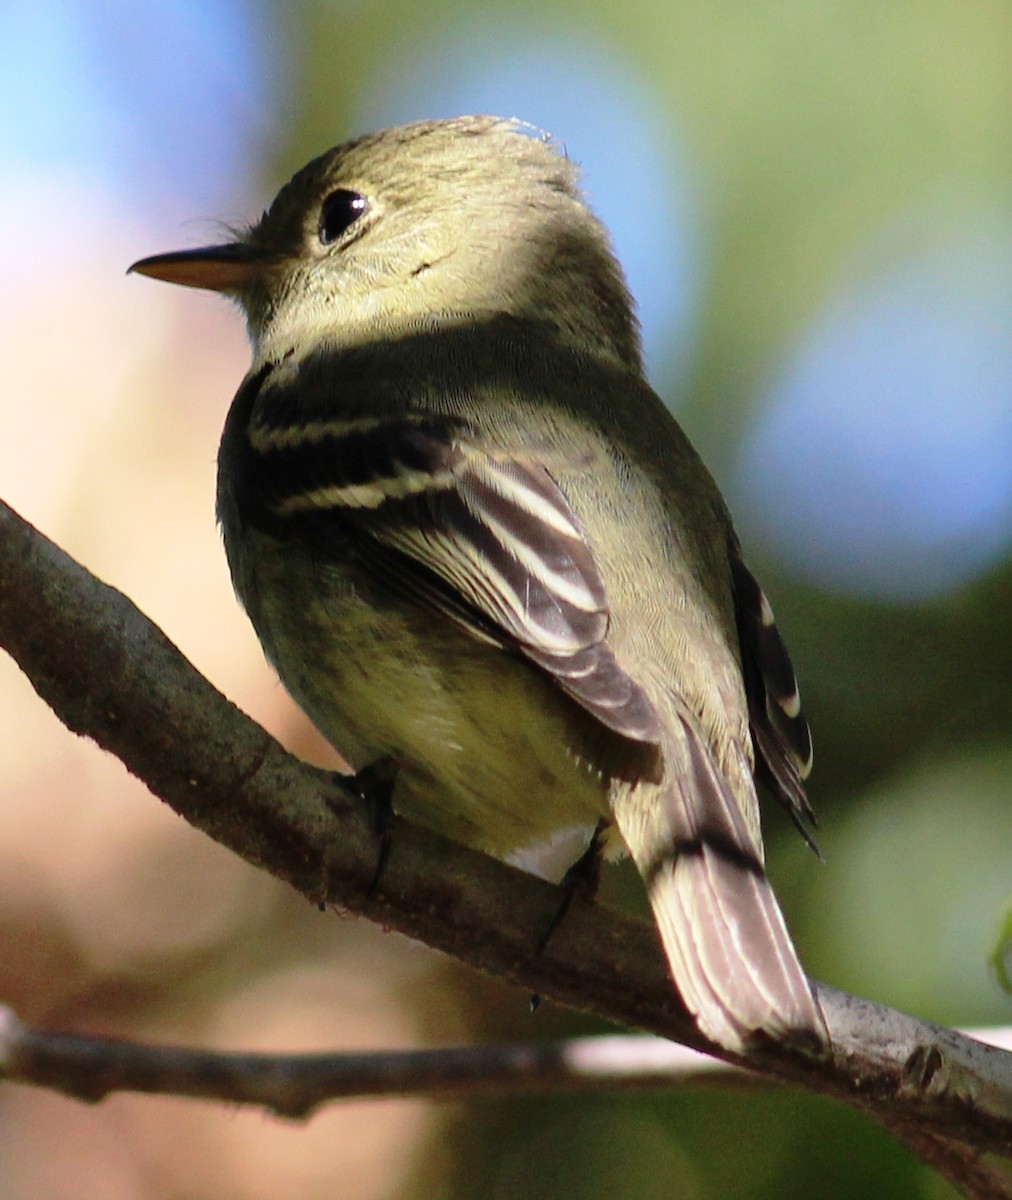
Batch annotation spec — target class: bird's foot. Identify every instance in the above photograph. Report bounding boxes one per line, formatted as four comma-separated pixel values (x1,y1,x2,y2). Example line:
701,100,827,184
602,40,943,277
344,755,399,896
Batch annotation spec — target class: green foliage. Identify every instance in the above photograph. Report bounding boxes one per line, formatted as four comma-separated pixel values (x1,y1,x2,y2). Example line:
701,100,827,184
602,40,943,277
991,900,1012,996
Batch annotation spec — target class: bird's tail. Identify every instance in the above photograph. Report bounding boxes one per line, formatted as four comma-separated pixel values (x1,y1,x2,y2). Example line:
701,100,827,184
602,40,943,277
611,713,827,1055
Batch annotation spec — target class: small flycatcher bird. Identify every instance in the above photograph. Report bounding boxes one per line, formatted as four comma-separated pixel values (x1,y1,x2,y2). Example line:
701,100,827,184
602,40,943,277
130,116,827,1054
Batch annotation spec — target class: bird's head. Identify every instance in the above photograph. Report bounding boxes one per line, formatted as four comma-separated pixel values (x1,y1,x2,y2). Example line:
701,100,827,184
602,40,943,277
129,116,640,370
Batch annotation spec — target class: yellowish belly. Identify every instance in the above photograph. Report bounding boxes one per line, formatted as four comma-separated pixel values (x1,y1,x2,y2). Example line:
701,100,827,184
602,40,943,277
242,537,611,880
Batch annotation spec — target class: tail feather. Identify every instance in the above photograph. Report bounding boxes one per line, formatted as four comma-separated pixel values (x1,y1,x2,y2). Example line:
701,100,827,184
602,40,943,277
613,714,827,1054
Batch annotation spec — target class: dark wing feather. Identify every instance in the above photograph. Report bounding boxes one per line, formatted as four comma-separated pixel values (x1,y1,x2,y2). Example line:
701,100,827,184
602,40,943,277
730,555,819,850
251,413,661,745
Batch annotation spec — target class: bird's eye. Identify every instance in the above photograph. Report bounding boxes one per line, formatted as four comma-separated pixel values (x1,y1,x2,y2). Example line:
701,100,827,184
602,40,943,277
318,189,369,245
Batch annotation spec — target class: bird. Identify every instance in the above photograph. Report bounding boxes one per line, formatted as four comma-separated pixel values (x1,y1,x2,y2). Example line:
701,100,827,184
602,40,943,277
130,115,827,1055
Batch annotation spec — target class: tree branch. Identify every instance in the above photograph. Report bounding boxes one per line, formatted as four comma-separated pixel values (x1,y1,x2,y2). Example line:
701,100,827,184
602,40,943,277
1,497,1011,1181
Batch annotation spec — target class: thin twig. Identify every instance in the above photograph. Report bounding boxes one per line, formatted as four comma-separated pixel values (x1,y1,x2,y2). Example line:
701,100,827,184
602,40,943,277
0,1009,745,1117
3,1008,1009,1118
883,1123,1011,1200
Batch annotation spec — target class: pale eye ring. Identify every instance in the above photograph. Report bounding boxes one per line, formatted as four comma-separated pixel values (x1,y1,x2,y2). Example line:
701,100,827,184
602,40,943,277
318,189,369,245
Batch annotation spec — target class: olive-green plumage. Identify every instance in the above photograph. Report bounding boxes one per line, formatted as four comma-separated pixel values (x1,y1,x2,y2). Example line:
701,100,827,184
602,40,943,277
131,116,826,1053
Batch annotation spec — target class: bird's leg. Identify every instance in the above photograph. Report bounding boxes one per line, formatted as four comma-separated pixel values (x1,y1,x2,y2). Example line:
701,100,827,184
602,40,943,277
333,755,399,896
529,819,610,1010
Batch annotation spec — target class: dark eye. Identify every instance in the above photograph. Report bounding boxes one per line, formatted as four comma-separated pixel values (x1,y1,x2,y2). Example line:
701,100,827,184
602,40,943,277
318,189,368,245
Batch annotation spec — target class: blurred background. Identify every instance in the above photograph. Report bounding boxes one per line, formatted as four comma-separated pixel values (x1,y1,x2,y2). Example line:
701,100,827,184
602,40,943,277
1,1,1010,1196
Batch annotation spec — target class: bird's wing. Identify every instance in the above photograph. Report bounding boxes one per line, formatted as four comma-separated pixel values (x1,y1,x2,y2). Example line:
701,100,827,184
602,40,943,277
250,409,661,746
730,555,818,847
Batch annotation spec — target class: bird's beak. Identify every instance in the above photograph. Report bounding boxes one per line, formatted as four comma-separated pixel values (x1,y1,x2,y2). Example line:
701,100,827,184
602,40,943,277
127,242,260,293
